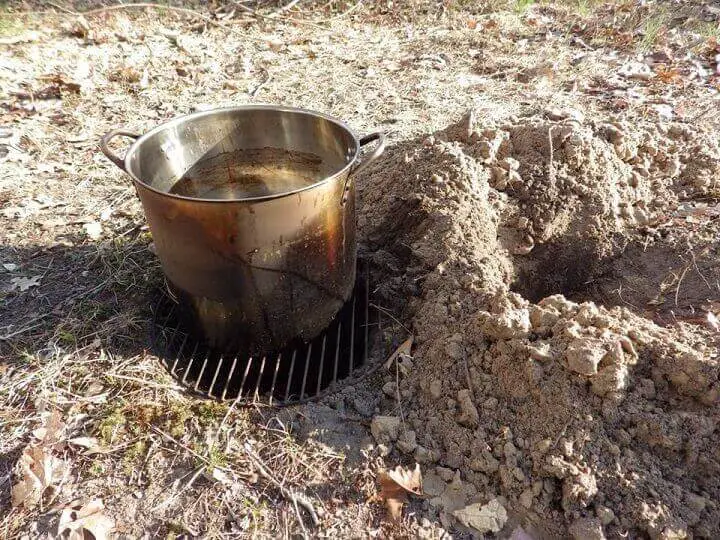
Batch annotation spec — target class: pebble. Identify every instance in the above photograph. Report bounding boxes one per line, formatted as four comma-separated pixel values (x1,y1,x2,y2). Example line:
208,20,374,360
591,364,629,396
456,389,480,428
513,467,526,482
429,379,443,399
565,338,606,375
569,517,606,540
445,340,464,359
637,378,656,399
545,107,585,123
436,466,455,482
382,381,396,397
397,429,417,454
687,493,707,513
415,445,439,464
508,170,523,187
500,157,520,171
453,498,508,534
377,443,391,456
596,504,615,526
519,488,534,509
535,439,552,453
483,397,499,409
370,415,400,444
352,397,375,417
504,441,518,459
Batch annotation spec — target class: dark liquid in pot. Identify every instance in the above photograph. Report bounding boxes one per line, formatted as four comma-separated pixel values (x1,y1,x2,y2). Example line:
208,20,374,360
169,147,330,199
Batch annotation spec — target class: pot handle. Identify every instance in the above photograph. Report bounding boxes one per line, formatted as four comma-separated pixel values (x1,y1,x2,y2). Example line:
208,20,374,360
341,132,386,205
100,129,140,172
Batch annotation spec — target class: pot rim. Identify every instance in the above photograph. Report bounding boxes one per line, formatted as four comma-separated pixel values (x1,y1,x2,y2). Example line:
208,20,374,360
123,104,362,204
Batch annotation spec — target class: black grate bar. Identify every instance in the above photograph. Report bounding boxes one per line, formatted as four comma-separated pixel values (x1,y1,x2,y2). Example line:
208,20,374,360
170,333,189,375
254,356,267,402
284,350,297,402
349,295,356,372
364,269,369,363
269,353,282,405
316,335,327,398
181,342,200,385
194,351,211,392
300,343,312,400
238,356,254,399
158,308,176,369
332,321,341,390
221,356,239,401
207,354,225,399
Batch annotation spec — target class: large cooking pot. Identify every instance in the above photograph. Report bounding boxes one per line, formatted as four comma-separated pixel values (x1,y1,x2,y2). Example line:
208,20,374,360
101,105,385,354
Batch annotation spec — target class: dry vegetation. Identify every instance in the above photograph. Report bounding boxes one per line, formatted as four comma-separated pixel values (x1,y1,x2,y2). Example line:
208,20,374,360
1,0,720,538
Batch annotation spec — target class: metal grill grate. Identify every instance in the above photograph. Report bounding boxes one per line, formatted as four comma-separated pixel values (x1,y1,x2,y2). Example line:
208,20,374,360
150,264,381,405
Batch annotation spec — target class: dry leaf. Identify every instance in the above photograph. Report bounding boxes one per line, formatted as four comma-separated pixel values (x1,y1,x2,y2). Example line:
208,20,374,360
139,68,150,89
211,467,231,484
0,31,41,45
11,445,68,508
68,437,102,453
10,275,41,292
33,410,66,447
383,336,414,371
654,65,682,84
83,221,102,240
376,463,422,520
58,499,115,540
34,74,82,98
67,15,91,39
707,312,719,332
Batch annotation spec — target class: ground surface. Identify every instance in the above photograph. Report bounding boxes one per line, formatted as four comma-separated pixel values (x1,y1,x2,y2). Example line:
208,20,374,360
1,1,720,539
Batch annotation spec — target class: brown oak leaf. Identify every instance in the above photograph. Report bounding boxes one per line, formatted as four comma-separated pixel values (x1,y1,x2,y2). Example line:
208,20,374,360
375,463,422,520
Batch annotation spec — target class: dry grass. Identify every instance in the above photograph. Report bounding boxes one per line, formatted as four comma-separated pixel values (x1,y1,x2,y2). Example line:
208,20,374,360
1,1,719,537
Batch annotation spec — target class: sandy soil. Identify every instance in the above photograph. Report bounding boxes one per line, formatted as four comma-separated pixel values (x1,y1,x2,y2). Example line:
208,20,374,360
1,1,719,538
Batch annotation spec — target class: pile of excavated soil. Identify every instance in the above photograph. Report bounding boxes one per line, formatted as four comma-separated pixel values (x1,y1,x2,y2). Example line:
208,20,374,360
357,112,720,538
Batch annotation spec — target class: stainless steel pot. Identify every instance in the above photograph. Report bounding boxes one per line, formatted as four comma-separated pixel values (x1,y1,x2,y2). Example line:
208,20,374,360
101,105,385,354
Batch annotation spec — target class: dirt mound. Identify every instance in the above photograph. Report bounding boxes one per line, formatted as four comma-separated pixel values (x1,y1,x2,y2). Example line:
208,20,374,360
357,112,720,538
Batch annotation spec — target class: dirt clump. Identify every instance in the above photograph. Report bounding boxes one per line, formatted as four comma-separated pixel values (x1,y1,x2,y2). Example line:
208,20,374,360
357,112,720,538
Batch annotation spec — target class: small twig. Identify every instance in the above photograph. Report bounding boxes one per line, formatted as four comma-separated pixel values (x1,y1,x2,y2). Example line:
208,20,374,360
245,444,319,527
273,0,302,14
150,465,204,511
54,2,267,41
369,303,411,333
571,36,594,51
674,264,691,307
103,373,185,391
0,315,49,341
394,357,404,425
152,426,222,469
138,438,158,485
250,69,272,98
688,248,713,292
233,1,326,29
46,1,76,14
326,0,363,20
291,497,309,538
691,102,717,123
